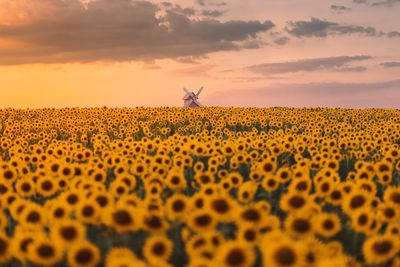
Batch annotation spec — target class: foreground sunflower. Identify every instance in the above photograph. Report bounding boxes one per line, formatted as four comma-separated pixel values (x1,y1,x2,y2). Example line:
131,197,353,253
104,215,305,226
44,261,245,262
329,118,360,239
262,238,303,267
67,241,100,267
103,206,139,233
0,232,11,264
50,219,86,249
215,241,255,267
27,237,63,266
363,234,400,265
143,235,173,263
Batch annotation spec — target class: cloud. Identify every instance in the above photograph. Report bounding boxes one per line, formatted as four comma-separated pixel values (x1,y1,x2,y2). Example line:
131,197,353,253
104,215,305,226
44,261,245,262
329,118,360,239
285,17,378,38
330,5,352,13
380,62,400,67
353,0,400,7
196,0,207,6
201,9,227,17
371,0,400,6
273,36,290,45
204,79,400,108
0,0,274,65
245,55,371,74
333,66,367,72
387,31,400,38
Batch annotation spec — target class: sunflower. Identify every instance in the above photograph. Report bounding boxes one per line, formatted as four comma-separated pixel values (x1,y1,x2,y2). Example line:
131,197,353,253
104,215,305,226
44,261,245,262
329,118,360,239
284,213,315,239
166,194,189,222
67,241,100,267
143,235,173,263
279,192,309,213
315,212,341,238
36,176,57,197
10,228,46,264
262,175,280,192
47,200,71,224
15,178,36,198
325,187,344,206
195,172,215,187
383,186,400,207
187,210,216,233
0,168,17,184
27,237,63,266
341,188,372,216
297,237,325,267
50,219,86,249
315,178,334,198
288,177,311,194
188,193,206,211
363,234,400,265
238,223,259,245
260,159,277,176
236,205,264,225
351,207,374,234
75,199,100,225
215,241,255,267
103,206,139,233
0,232,10,264
61,190,83,210
262,238,302,267
238,181,257,203
207,194,236,222
227,172,244,188
19,203,46,227
377,203,399,223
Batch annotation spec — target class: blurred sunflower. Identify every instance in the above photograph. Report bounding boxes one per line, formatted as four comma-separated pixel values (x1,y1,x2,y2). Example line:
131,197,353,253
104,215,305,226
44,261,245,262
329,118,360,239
67,241,100,267
363,234,400,265
215,241,255,267
27,237,63,266
143,235,173,263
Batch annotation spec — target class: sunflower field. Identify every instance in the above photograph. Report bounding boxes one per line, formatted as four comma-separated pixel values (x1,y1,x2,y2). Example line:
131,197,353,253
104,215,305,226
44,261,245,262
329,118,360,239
0,107,400,267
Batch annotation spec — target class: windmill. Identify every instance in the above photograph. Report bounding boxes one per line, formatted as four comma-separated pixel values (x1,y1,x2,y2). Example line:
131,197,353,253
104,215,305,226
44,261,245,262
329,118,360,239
182,86,204,108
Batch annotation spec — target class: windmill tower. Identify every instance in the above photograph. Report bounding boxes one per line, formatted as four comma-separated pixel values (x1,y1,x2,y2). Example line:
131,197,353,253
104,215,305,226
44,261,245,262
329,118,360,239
182,86,204,108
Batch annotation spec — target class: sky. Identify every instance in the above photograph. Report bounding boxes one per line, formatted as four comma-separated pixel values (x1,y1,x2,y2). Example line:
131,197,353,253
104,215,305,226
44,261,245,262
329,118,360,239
0,0,399,108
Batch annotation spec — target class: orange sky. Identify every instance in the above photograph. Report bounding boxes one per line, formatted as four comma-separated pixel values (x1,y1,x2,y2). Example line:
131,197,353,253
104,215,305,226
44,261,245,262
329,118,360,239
0,0,399,108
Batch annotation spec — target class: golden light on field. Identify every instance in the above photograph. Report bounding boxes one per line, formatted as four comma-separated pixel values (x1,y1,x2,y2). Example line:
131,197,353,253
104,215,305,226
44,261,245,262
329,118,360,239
0,107,399,266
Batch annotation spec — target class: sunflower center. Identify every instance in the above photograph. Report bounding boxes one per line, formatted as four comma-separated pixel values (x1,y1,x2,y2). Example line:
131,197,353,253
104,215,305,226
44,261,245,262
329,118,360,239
152,242,166,256
75,248,94,264
225,248,245,266
27,211,40,223
293,219,310,233
373,241,393,254
113,210,133,225
96,196,108,207
242,209,260,222
82,206,94,217
172,200,185,212
350,195,365,209
322,219,334,230
37,244,55,258
289,196,305,208
274,247,296,266
61,226,78,240
42,181,53,191
212,199,229,213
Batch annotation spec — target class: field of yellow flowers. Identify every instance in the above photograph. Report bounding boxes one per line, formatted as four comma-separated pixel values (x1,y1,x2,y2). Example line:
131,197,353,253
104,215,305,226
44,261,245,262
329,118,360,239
0,107,399,267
